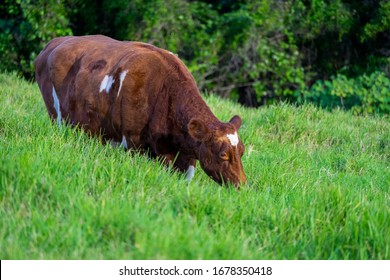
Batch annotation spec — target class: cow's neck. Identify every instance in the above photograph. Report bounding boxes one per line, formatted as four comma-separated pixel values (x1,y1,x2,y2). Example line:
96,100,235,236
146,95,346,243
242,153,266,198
173,85,220,158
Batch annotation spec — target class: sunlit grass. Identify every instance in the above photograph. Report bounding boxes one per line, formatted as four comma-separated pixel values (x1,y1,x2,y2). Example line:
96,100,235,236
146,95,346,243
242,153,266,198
0,72,389,259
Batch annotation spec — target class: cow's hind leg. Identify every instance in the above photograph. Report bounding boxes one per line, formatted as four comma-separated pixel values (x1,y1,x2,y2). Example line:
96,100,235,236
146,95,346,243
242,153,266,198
51,85,62,126
39,80,62,126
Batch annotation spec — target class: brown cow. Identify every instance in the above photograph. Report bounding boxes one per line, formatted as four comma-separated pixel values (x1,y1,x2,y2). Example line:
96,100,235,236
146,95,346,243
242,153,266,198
34,35,246,186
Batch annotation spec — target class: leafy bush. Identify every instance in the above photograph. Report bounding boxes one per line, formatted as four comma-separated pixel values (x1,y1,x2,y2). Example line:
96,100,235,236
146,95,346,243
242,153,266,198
288,0,390,78
206,1,306,107
299,71,390,115
1,0,389,114
66,0,221,91
0,0,72,79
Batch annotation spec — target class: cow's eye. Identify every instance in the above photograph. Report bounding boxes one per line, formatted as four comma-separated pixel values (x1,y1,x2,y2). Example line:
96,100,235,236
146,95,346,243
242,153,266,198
219,152,229,161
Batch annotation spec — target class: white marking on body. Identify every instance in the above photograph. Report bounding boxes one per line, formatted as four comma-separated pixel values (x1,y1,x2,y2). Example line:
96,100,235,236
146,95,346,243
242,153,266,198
52,86,62,126
99,75,115,93
121,135,128,149
226,132,239,147
186,165,195,181
99,75,108,92
117,70,128,97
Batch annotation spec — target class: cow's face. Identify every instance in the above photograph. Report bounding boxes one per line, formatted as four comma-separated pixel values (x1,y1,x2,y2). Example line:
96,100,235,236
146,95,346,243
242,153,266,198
188,115,247,187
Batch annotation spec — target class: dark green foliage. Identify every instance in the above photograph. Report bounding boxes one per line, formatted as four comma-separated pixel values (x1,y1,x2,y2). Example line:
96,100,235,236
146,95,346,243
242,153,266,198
299,71,390,115
0,0,72,79
1,0,389,114
288,0,390,77
212,1,306,106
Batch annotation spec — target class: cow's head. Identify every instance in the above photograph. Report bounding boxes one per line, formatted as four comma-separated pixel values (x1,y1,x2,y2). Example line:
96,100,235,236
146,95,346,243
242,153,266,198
188,115,247,187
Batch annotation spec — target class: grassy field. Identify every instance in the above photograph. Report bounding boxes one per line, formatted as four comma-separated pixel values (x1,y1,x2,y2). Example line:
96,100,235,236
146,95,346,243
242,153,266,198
0,72,389,259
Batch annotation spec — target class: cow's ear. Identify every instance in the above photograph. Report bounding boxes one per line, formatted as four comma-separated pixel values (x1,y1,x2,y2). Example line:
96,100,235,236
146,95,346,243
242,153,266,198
188,118,210,142
229,115,242,130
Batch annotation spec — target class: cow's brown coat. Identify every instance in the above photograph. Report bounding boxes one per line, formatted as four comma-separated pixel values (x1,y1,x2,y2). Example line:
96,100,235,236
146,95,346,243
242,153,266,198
35,35,246,186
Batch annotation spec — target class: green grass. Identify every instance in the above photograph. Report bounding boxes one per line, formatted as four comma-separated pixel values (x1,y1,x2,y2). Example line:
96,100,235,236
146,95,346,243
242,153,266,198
0,72,389,259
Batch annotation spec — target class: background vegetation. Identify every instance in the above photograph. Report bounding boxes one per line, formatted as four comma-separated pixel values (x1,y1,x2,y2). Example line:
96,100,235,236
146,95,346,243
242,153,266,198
1,72,389,259
1,0,389,114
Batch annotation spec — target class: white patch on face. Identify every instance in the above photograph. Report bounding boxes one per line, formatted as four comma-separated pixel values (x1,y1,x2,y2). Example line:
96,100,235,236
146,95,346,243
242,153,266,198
186,165,195,181
117,70,128,97
99,75,115,93
226,132,239,147
121,135,128,149
52,86,62,126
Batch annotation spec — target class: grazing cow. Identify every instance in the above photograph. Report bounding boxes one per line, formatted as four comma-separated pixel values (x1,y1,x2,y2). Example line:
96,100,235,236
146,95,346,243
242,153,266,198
34,35,246,186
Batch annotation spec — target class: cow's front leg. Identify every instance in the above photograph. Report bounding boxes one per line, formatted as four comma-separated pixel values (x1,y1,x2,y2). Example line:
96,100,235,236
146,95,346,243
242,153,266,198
159,153,196,181
173,154,196,181
160,153,176,166
107,135,130,150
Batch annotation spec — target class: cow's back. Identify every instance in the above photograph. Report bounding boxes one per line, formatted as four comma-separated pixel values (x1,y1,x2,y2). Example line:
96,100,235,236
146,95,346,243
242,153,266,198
35,35,176,145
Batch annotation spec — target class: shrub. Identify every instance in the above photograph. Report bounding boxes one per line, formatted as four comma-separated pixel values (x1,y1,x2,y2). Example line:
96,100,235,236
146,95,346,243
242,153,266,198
299,71,390,115
0,0,72,79
210,1,306,107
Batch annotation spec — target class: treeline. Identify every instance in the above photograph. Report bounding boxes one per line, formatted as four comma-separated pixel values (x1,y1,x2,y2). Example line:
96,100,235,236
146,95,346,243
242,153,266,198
1,0,389,114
